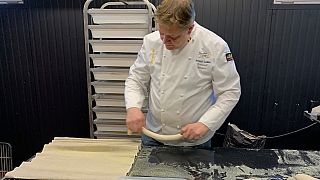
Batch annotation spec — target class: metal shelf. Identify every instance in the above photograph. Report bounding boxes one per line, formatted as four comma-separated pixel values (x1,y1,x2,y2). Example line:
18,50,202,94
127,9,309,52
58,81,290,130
84,0,155,138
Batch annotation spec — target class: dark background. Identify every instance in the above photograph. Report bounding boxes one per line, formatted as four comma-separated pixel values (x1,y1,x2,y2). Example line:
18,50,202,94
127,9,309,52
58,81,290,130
1,0,320,166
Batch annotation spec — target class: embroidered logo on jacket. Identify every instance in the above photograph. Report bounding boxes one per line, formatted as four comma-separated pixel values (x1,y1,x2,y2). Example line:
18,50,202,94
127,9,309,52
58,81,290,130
150,48,155,65
196,50,211,70
226,53,234,61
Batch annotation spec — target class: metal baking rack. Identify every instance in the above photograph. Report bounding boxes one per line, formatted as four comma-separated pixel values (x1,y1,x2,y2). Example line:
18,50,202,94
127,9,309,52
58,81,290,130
83,0,155,138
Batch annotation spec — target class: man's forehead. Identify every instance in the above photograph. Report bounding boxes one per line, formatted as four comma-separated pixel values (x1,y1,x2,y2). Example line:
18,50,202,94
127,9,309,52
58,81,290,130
159,24,185,34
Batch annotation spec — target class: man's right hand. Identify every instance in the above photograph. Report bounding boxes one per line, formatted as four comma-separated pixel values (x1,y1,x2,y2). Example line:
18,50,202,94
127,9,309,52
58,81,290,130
126,107,146,133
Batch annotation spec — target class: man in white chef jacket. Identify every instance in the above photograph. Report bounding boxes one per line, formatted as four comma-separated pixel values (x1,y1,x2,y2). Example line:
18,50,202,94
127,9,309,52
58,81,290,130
125,0,241,149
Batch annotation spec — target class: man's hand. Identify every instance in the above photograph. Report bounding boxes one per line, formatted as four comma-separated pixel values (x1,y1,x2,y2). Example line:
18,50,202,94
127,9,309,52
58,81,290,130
126,107,145,133
180,122,209,140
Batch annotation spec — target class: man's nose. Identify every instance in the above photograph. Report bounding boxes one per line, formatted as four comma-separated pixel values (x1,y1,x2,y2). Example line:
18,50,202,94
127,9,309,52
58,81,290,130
162,35,171,43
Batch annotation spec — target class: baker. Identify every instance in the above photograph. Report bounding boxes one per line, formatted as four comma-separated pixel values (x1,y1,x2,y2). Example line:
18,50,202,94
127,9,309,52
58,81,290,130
125,0,241,149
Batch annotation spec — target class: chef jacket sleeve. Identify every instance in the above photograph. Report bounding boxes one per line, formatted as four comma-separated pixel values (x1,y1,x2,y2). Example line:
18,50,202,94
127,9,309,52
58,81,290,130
199,42,241,132
125,37,151,110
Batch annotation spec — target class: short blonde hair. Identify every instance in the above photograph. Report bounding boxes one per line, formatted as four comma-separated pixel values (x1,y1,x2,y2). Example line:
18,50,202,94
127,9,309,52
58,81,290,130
155,0,195,29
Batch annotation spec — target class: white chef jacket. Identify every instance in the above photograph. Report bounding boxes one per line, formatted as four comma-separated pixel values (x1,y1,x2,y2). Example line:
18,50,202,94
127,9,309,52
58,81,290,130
125,22,241,146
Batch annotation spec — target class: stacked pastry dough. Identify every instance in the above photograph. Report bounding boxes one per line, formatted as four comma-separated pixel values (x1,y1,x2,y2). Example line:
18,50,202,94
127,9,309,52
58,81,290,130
287,174,319,180
5,137,140,180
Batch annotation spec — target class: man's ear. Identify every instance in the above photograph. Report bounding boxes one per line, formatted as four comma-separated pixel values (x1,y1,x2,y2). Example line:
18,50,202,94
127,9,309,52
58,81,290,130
187,23,194,34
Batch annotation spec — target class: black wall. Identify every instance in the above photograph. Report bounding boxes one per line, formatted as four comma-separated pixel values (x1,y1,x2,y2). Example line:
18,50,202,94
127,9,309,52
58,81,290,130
1,0,320,166
0,0,90,166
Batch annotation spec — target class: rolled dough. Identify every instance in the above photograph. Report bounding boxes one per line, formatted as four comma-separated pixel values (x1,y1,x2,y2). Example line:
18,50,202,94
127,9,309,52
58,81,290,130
142,127,183,141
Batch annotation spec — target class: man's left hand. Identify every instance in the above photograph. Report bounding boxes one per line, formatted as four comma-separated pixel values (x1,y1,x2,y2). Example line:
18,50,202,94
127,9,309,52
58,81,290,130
180,122,209,140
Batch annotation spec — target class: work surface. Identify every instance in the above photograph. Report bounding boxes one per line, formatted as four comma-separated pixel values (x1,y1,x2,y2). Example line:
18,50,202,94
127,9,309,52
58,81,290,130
128,146,320,180
5,137,140,180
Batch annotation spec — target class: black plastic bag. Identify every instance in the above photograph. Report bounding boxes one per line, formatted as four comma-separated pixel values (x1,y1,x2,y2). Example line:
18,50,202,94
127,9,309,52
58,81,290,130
223,123,266,150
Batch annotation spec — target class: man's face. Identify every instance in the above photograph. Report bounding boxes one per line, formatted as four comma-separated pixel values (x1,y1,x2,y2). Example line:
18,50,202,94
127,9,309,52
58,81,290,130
158,23,193,50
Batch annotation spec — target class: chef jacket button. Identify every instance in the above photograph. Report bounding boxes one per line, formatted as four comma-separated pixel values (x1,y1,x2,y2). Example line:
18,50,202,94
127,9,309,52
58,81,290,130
180,94,184,97
161,109,165,112
177,111,180,114
188,57,192,60
184,76,188,79
161,91,164,94
162,73,165,77
177,125,180,129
